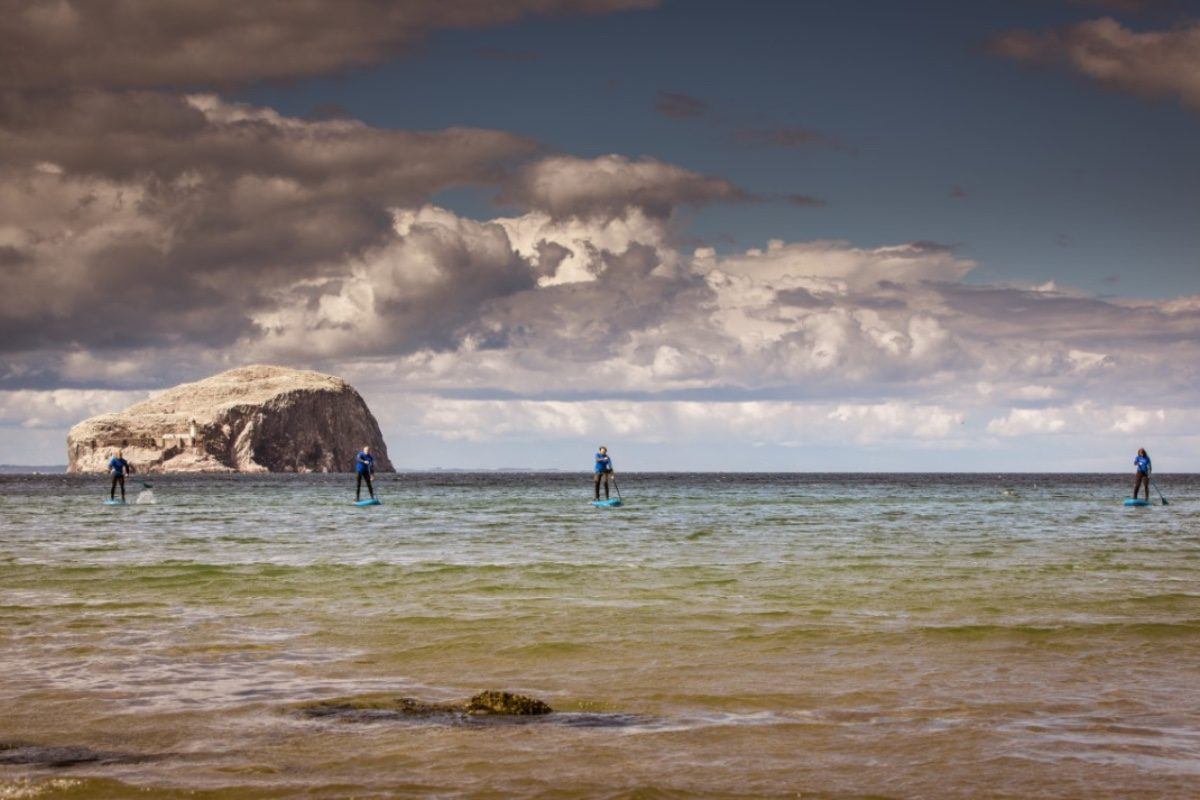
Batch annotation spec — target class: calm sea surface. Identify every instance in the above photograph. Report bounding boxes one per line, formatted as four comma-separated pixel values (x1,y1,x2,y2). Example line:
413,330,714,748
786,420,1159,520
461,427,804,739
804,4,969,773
1,473,1198,799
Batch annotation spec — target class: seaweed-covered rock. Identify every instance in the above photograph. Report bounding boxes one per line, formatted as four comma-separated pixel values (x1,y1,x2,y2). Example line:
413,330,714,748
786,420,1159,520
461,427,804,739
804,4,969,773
466,690,553,716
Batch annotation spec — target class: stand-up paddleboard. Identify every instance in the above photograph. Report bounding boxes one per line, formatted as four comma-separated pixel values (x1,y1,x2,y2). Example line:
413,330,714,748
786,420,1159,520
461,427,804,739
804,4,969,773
103,499,126,506
592,498,622,508
355,498,381,507
1124,498,1149,507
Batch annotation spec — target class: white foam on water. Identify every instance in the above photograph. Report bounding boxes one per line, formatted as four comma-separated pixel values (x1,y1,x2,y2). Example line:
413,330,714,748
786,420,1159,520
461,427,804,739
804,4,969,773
136,490,155,505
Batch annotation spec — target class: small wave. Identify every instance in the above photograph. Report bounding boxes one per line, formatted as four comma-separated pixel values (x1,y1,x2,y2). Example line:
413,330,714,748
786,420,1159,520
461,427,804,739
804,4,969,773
1127,593,1200,605
917,620,1200,639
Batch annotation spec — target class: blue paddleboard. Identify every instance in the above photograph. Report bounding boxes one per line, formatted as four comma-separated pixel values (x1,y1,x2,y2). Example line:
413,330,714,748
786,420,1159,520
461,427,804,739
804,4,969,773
103,499,126,506
1124,498,1149,507
355,498,381,506
592,498,622,508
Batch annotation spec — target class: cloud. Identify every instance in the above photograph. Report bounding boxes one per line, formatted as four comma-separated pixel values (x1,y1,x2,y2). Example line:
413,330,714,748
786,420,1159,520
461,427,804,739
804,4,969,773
9,158,1200,432
785,194,827,208
985,403,1186,437
0,0,658,89
0,94,538,353
0,388,151,429
494,206,681,284
497,154,751,219
654,91,709,118
990,17,1200,109
0,91,537,189
9,182,1200,461
252,206,538,358
318,211,1200,434
402,395,967,446
700,239,974,289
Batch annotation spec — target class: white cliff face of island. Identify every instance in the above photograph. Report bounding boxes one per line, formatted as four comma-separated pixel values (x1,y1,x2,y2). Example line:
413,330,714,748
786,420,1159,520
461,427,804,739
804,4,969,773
67,365,393,473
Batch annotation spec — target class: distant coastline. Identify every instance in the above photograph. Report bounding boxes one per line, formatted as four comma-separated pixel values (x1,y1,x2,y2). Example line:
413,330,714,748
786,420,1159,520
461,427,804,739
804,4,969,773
0,465,67,474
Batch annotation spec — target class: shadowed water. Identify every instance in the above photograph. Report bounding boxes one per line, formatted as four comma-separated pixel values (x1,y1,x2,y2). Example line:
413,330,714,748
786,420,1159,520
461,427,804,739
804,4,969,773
1,473,1198,798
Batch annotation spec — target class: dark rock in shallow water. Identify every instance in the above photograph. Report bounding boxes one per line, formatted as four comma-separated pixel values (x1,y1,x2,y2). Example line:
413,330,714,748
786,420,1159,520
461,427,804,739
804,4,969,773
291,691,649,728
293,690,553,724
466,690,552,716
0,741,148,768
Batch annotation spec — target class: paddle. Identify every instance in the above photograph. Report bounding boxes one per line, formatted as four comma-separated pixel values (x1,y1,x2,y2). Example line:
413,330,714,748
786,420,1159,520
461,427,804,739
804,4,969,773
611,473,622,502
1150,475,1169,506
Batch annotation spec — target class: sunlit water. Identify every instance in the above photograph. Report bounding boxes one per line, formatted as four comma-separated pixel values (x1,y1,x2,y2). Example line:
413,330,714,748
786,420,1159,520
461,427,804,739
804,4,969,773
2,473,1198,799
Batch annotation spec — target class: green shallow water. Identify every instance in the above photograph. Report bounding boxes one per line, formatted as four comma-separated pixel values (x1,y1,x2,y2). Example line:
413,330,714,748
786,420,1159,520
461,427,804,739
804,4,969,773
1,473,1199,798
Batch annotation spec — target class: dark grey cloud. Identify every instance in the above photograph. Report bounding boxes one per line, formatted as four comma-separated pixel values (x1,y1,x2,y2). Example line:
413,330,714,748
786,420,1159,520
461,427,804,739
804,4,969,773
654,91,709,119
0,91,536,190
0,245,32,266
907,240,958,254
0,0,657,89
364,213,539,353
931,283,1200,348
775,287,830,308
461,242,721,368
532,240,574,278
0,92,539,354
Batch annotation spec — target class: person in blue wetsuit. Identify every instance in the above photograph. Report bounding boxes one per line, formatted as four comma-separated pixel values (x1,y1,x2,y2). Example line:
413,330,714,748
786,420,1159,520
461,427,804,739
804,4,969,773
594,446,614,501
355,446,376,501
107,450,134,501
1133,448,1151,501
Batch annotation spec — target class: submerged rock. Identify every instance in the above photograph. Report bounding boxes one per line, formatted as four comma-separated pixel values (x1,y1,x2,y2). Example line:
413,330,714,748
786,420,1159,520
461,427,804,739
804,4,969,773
296,696,462,722
66,365,392,474
0,741,147,768
293,690,553,723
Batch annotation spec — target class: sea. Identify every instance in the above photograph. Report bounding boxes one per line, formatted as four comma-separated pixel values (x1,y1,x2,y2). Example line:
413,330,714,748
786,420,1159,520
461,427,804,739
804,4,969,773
1,473,1197,799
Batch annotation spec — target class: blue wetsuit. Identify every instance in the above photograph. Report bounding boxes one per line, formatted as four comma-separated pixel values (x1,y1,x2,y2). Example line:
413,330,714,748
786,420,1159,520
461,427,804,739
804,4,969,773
355,451,376,499
108,457,131,500
1133,453,1152,500
594,452,613,499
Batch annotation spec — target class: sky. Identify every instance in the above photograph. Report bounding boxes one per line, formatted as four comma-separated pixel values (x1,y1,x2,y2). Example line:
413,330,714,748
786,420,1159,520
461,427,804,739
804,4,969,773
1,0,1199,470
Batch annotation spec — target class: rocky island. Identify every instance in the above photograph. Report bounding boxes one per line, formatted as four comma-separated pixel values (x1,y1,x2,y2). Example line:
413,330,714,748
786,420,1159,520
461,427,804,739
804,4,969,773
67,365,393,473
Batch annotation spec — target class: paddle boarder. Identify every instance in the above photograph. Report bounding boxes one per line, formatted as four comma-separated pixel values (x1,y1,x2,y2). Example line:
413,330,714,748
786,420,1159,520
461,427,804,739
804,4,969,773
108,450,134,502
1132,447,1151,502
594,446,614,501
355,445,376,501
